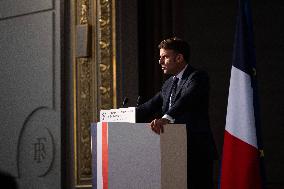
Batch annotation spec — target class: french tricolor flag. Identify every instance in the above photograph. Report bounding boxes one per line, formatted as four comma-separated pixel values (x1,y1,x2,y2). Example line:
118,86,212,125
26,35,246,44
219,0,265,189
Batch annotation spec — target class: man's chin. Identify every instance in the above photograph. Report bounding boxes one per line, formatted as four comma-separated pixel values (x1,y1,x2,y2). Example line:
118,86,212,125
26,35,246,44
163,70,172,75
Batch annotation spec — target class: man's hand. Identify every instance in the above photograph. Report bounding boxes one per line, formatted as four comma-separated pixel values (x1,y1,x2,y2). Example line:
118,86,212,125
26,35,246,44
149,118,170,134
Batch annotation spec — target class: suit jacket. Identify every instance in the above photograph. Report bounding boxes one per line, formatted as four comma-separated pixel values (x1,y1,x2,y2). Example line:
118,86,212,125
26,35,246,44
136,65,218,160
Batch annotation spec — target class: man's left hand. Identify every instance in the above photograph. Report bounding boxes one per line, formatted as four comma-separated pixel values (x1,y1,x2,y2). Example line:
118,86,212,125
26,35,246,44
149,118,170,134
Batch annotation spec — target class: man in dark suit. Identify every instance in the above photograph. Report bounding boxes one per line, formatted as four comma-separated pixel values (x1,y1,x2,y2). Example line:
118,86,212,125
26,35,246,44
136,37,218,189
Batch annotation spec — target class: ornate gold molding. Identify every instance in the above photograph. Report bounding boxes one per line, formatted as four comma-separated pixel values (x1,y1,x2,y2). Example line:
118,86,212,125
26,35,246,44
99,0,116,110
79,0,88,24
73,0,116,188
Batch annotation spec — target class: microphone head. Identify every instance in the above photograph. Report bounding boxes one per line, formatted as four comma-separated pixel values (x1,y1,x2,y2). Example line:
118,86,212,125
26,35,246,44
136,96,142,106
122,97,129,107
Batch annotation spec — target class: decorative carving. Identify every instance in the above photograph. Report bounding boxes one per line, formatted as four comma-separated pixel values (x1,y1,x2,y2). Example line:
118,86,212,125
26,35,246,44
73,0,116,187
99,0,114,110
79,0,88,24
77,58,92,178
75,0,92,186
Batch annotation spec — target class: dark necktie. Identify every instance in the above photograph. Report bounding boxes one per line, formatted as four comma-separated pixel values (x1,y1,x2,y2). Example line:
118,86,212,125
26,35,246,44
169,76,179,109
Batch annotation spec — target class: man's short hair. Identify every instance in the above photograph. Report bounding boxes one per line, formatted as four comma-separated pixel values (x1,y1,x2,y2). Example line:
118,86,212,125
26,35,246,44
158,37,191,62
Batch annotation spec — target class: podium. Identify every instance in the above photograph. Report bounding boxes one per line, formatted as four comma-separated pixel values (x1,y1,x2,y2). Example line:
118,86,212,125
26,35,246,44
91,108,187,189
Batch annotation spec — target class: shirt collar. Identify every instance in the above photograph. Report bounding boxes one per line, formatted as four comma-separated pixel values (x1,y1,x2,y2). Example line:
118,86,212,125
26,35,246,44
175,64,188,80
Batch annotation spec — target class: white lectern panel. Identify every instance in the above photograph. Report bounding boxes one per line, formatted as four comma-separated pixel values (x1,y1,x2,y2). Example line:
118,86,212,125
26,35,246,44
92,122,187,189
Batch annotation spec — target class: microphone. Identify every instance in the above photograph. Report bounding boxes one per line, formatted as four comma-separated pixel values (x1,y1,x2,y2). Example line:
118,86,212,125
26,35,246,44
136,96,142,107
122,97,129,108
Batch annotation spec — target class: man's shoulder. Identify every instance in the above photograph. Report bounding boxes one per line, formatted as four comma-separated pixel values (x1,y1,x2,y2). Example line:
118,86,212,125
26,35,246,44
194,69,209,78
186,66,209,79
182,67,210,87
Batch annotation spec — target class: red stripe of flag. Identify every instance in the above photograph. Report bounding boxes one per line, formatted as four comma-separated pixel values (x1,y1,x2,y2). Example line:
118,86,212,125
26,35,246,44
102,122,108,189
220,131,261,189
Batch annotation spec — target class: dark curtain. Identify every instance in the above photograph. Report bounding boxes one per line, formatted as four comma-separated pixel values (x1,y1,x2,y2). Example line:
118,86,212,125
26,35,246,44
137,0,185,103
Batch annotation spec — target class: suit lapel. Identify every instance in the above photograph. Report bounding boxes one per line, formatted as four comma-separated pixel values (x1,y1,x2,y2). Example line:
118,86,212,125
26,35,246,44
162,65,196,112
163,77,175,112
174,65,195,100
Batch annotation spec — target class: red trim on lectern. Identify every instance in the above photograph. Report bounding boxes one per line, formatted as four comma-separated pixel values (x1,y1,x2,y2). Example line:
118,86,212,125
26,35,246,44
102,122,108,189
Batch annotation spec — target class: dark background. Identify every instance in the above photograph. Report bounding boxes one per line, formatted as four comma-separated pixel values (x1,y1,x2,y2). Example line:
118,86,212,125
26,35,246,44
136,0,284,187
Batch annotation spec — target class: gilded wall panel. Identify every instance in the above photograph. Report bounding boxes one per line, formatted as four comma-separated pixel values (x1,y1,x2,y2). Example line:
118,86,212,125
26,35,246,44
72,0,116,187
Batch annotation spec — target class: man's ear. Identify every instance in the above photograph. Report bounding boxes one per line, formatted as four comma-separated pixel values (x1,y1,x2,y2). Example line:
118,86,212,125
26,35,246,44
176,53,184,63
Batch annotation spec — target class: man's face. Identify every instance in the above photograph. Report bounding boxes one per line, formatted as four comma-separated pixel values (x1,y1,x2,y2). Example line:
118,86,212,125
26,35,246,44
159,48,180,75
